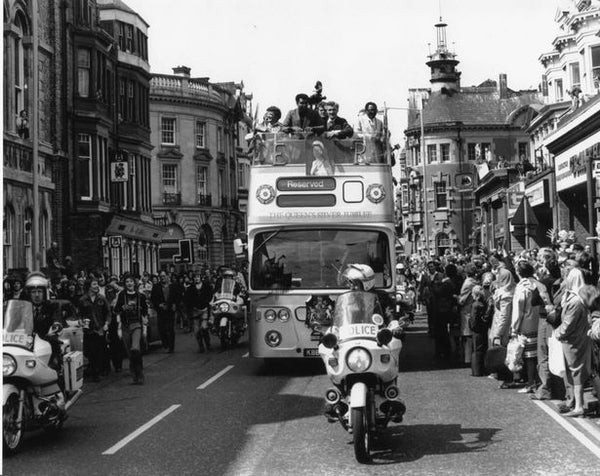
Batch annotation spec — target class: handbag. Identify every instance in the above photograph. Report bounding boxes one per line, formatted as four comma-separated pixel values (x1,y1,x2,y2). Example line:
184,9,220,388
505,336,524,372
548,335,566,377
484,345,507,374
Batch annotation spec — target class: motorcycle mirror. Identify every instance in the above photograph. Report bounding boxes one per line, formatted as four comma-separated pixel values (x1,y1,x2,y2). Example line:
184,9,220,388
321,332,338,350
377,328,392,346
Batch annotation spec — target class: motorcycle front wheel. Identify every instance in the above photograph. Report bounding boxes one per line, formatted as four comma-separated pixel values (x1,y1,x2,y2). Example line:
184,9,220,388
219,326,228,351
3,393,23,455
352,406,371,463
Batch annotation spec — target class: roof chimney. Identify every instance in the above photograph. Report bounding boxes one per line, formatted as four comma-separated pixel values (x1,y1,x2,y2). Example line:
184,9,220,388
172,65,191,78
499,73,508,99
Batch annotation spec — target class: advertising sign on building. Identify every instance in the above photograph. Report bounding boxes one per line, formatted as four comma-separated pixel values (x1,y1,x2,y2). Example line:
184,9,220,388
526,180,547,207
555,134,600,192
111,150,129,183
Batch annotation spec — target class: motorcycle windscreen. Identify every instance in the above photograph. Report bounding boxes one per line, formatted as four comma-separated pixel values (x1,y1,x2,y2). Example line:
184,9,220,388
215,277,236,300
3,299,34,348
331,291,378,327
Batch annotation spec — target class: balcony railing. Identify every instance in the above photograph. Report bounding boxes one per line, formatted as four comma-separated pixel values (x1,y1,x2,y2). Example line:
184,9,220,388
163,192,181,206
197,193,212,206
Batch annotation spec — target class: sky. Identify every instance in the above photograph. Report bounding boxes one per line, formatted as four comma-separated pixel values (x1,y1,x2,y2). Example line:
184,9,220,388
124,0,563,142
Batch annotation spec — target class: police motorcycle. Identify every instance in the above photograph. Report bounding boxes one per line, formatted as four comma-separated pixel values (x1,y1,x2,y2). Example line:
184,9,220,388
3,299,84,454
210,270,247,350
319,264,406,463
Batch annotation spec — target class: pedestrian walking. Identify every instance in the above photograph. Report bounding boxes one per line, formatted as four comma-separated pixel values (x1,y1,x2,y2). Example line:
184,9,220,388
184,273,214,352
114,273,148,384
151,270,180,353
78,278,111,381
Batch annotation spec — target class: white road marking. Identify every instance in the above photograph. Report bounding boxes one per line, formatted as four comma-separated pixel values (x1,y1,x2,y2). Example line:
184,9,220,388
196,365,235,390
573,416,600,444
102,404,181,455
242,352,249,358
533,401,600,460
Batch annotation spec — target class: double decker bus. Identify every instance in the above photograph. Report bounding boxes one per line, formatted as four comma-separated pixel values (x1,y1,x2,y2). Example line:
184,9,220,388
240,127,396,358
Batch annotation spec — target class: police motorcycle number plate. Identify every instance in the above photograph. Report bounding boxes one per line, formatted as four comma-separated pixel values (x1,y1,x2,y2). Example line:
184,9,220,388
339,324,378,340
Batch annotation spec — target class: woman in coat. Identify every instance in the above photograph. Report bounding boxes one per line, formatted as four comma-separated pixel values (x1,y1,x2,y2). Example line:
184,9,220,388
556,270,594,417
511,260,551,394
458,263,479,365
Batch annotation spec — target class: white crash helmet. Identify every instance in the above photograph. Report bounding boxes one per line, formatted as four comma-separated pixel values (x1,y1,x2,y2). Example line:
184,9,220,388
25,271,49,289
343,264,375,291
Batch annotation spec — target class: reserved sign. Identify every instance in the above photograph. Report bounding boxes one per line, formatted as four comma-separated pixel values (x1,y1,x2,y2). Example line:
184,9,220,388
277,177,336,191
340,324,378,340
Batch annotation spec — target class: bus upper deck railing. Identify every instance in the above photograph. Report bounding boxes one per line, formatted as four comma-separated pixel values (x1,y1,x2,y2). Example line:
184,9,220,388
249,131,391,173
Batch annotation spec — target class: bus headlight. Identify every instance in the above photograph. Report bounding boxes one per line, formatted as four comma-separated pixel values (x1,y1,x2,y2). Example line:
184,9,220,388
278,309,290,322
366,183,385,203
265,330,282,347
346,348,371,372
3,354,17,377
264,309,276,322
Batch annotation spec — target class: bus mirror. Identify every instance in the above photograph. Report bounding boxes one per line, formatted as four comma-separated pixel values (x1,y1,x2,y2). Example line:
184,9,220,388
233,238,247,255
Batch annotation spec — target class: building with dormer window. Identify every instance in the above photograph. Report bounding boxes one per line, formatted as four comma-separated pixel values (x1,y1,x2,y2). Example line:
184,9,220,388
402,20,543,256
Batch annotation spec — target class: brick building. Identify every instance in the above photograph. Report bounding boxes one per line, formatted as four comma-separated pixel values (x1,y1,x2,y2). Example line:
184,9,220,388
67,0,163,277
401,20,543,255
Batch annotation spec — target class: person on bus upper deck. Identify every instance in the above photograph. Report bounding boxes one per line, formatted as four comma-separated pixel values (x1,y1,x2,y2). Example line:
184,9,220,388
356,101,385,164
323,101,353,140
282,93,324,133
316,101,328,121
256,106,283,133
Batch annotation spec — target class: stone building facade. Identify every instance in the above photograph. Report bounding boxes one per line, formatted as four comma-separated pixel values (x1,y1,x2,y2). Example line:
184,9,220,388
3,0,69,276
149,66,251,270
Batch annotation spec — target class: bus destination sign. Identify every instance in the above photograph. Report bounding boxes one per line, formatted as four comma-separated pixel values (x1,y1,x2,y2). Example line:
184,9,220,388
277,177,336,192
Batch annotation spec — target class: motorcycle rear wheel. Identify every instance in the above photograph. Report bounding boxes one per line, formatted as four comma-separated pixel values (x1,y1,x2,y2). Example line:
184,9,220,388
3,394,23,455
352,406,371,463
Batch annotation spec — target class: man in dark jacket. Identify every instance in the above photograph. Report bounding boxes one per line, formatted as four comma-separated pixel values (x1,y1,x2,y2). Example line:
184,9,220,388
323,101,353,140
282,93,324,132
184,274,214,352
78,278,111,381
151,271,181,353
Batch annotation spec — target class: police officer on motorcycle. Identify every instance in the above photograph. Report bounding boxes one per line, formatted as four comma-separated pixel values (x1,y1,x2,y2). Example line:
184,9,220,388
24,271,63,372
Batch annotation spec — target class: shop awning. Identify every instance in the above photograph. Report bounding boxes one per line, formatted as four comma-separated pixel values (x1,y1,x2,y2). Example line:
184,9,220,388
511,196,538,229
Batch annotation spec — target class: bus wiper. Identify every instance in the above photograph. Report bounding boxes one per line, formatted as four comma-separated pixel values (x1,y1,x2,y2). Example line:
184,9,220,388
254,228,282,255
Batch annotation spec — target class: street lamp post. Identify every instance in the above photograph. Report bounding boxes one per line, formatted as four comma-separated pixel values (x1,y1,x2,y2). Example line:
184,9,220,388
385,102,430,254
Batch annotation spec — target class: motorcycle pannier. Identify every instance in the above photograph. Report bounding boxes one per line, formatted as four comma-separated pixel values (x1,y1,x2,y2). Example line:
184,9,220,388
63,351,84,392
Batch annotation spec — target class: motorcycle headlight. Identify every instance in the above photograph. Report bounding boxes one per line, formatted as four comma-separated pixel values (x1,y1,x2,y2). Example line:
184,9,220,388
346,347,371,373
219,302,230,313
3,354,17,377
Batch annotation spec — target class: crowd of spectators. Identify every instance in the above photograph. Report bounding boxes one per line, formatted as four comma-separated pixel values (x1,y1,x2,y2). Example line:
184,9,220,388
3,262,248,385
397,241,600,418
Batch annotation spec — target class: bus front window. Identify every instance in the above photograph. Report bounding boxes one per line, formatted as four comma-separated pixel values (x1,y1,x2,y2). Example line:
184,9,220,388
251,229,391,290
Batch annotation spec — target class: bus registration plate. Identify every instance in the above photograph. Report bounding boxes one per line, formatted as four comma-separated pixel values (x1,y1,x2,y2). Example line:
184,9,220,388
303,348,319,357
